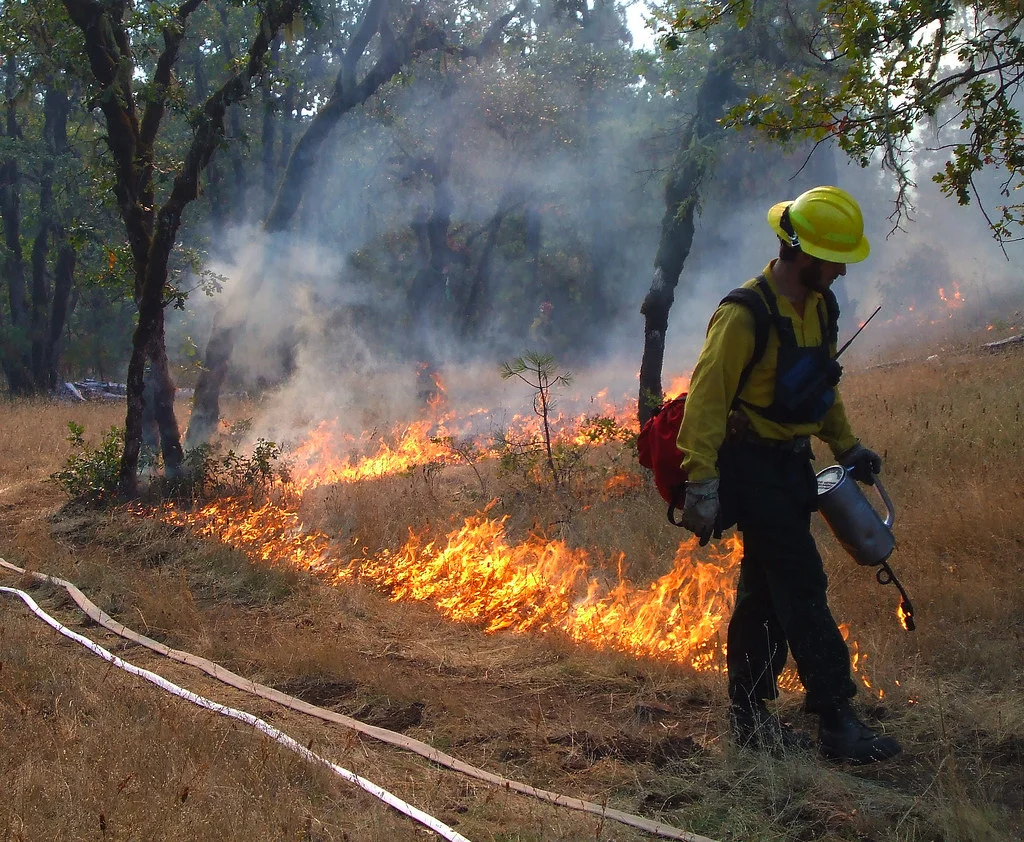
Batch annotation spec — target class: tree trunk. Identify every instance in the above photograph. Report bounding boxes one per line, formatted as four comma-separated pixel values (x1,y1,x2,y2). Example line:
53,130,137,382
182,312,235,450
30,173,51,385
46,243,76,390
191,41,230,230
62,0,304,496
261,37,281,215
28,85,74,392
120,326,148,494
149,324,185,477
277,60,297,174
120,279,182,493
638,55,742,426
218,4,249,223
407,108,456,346
45,84,76,391
459,196,515,338
0,57,32,394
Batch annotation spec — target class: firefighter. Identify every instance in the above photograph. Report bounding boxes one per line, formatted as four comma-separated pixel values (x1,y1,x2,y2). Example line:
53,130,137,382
676,186,901,763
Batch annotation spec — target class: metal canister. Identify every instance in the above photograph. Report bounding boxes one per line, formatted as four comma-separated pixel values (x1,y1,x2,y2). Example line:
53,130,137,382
816,465,895,566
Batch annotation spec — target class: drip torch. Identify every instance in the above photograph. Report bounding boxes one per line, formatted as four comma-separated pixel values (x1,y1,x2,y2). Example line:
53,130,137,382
816,305,915,630
815,467,915,630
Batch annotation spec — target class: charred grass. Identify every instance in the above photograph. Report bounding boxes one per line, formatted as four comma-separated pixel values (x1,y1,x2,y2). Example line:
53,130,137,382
0,327,1022,841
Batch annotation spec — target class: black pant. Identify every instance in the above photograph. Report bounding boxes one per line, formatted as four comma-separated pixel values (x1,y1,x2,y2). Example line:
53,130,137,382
719,440,858,715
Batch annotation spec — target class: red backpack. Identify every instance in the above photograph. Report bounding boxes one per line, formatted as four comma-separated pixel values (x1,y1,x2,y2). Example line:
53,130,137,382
638,287,771,526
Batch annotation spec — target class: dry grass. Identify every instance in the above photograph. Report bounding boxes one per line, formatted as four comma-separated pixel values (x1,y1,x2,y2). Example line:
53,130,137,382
1,322,1023,841
0,399,123,497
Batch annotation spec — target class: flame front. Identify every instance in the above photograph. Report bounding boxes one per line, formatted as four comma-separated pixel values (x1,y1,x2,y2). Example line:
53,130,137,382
162,497,332,571
359,515,741,669
288,419,457,493
288,395,636,493
665,374,691,400
155,401,879,690
162,497,741,671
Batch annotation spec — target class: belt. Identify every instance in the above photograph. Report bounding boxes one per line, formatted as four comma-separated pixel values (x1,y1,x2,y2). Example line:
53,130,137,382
743,433,812,455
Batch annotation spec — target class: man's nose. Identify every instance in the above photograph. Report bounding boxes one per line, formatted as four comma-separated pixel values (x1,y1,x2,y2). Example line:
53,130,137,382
836,263,847,277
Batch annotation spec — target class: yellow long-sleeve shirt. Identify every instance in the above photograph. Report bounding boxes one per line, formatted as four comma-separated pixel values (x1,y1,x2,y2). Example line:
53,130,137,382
677,261,859,482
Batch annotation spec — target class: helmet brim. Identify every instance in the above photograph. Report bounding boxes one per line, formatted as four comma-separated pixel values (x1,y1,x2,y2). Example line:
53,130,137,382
767,201,870,264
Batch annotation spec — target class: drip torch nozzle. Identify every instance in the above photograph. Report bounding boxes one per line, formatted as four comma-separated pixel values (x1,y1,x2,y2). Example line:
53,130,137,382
876,561,916,632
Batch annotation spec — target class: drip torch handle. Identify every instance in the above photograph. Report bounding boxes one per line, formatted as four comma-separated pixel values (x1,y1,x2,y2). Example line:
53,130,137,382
872,473,896,530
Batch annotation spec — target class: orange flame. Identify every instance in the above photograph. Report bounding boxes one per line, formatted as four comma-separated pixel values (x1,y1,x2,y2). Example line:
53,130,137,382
360,517,742,669
156,491,879,693
284,395,639,493
160,497,742,671
897,601,912,631
938,282,965,312
288,419,456,493
840,623,881,697
161,498,331,571
603,473,643,495
665,374,690,400
154,397,880,692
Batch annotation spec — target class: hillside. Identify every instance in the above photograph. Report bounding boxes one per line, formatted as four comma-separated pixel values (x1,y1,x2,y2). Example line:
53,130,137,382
1,322,1022,842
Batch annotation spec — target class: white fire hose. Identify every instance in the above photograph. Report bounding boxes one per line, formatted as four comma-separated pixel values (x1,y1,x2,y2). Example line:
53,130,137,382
0,584,471,842
0,559,719,842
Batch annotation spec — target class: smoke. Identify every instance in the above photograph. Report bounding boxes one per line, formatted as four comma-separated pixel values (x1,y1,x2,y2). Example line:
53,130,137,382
658,151,1024,377
170,11,1023,454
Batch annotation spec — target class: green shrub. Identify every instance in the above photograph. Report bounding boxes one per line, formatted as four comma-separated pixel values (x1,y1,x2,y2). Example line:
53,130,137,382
50,422,124,501
181,438,290,499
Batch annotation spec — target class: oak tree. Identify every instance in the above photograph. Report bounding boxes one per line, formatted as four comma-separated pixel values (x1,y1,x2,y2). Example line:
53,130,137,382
665,0,1024,245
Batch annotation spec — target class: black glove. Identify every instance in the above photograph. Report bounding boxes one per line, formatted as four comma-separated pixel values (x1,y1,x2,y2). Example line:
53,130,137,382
680,477,720,546
839,443,882,484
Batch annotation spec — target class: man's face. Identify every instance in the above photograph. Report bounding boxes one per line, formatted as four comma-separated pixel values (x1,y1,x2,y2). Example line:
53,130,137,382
798,254,846,293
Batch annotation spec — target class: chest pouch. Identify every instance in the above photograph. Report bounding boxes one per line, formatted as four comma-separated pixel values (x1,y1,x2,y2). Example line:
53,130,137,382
772,342,841,422
746,279,842,425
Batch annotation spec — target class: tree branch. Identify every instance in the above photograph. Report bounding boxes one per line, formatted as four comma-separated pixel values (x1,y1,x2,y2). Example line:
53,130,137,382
342,0,389,84
460,0,527,61
140,0,207,150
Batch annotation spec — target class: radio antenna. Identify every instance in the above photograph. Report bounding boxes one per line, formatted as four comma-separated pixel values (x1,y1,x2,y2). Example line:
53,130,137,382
837,306,881,358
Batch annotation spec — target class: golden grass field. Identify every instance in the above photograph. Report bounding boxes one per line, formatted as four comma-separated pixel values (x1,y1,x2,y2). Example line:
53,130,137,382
0,318,1022,842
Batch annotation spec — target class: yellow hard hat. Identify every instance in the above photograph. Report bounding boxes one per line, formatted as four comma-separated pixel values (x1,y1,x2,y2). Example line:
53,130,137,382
767,186,870,263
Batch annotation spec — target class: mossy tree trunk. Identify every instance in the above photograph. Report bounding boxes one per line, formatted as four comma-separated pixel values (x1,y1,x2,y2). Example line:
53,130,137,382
638,51,742,427
62,0,305,496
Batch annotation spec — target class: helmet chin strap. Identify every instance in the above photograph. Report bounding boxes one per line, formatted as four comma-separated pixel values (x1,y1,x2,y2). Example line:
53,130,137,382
779,206,801,248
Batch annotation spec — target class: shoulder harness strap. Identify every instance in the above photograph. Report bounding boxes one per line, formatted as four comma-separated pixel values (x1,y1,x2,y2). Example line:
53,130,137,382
758,274,840,350
821,288,840,346
718,275,772,405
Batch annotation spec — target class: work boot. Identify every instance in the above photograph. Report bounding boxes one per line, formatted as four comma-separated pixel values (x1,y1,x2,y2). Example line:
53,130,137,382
729,703,812,753
818,705,902,763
